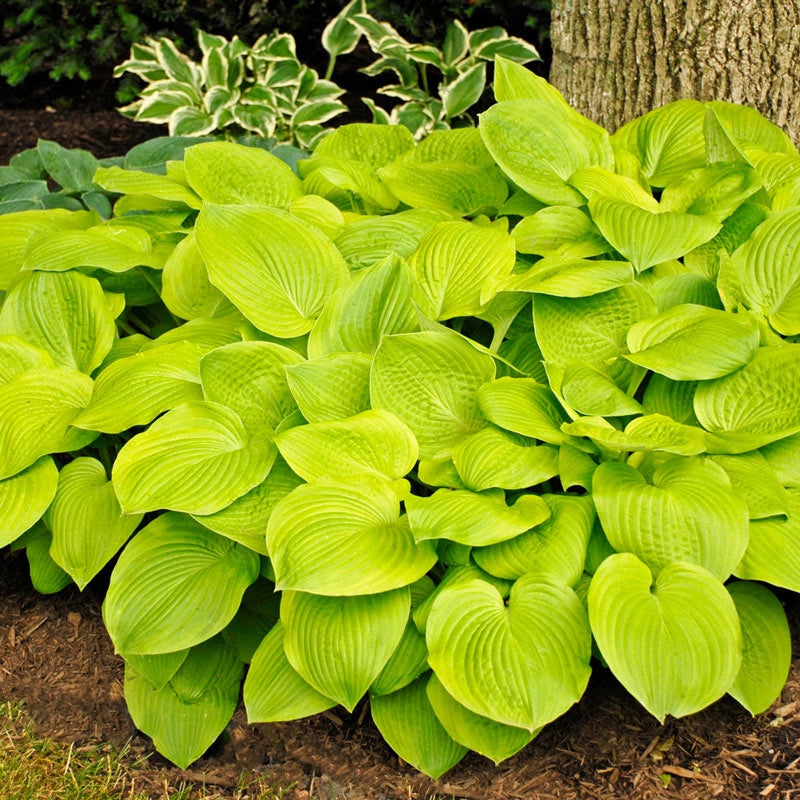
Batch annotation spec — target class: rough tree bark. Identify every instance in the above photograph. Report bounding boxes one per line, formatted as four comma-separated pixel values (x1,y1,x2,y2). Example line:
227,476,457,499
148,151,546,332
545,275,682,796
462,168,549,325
549,0,800,144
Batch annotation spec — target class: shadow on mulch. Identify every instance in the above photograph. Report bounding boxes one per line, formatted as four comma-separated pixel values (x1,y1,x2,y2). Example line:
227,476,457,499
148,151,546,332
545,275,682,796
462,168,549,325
1,549,798,800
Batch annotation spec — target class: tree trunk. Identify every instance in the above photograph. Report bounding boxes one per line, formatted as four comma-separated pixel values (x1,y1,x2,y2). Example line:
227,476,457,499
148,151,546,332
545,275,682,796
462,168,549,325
549,0,800,144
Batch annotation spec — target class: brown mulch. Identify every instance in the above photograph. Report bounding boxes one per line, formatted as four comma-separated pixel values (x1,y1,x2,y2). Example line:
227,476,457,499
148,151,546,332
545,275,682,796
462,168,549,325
1,548,799,800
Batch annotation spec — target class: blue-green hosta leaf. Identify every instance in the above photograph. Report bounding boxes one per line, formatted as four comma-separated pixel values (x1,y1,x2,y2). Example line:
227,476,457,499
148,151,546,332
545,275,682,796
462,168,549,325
729,209,800,335
244,621,336,722
276,410,418,483
281,586,409,710
308,254,418,357
183,141,302,206
112,401,276,515
727,581,791,715
409,220,516,319
593,457,749,580
694,345,800,450
710,452,789,520
93,166,202,209
452,426,559,491
761,434,800,487
195,204,349,337
36,139,97,193
46,457,143,589
506,257,634,298
479,100,613,206
285,352,372,423
406,488,549,547
371,331,495,460
588,197,720,272
473,494,595,584
268,476,436,595
625,304,760,380
427,575,591,731
736,488,800,592
0,367,93,479
0,456,58,548
371,622,429,697
588,554,742,722
426,673,536,765
104,513,260,654
560,362,643,417
124,637,243,769
72,342,204,434
0,270,115,373
124,650,188,691
200,341,302,439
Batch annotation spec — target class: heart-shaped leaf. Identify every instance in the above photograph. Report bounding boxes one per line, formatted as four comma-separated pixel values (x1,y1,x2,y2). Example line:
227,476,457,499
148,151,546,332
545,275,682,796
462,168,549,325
0,456,58,548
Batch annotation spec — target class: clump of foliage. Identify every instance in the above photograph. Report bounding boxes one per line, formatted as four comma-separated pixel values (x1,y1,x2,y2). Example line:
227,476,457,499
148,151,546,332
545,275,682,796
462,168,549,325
1,58,799,778
114,1,540,142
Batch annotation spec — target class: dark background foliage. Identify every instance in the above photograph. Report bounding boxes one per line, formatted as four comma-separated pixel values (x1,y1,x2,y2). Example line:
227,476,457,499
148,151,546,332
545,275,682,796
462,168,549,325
0,0,551,109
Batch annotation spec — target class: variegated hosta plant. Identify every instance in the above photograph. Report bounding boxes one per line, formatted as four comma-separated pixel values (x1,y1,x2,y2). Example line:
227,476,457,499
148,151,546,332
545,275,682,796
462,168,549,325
3,57,800,778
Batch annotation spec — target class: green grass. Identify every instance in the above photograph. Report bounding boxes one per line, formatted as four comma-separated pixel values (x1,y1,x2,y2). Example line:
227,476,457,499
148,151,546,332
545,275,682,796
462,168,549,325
0,701,289,800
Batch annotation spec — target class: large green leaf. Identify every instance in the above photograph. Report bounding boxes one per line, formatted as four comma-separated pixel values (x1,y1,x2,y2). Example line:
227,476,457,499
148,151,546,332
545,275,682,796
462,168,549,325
473,494,594,584
244,621,336,722
371,621,429,697
727,581,791,715
371,330,495,459
710,452,789,520
104,512,260,654
506,256,634,298
371,675,467,779
426,673,536,765
512,207,610,258
0,270,115,373
625,304,760,380
47,457,143,589
73,342,204,434
427,575,591,730
11,522,72,594
123,650,188,691
268,475,436,595
312,122,414,167
588,553,742,722
184,141,302,206
761,434,800,487
0,456,58,548
276,409,418,482
112,401,276,515
93,165,202,208
592,458,749,580
281,587,409,710
406,488,549,547
0,334,53,385
124,636,243,769
195,204,349,337
560,361,643,417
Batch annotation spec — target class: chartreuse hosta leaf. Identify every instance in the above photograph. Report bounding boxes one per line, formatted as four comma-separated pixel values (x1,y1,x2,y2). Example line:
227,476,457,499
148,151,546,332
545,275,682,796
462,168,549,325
73,342,204,434
409,220,516,320
427,574,591,731
588,554,742,722
569,166,659,209
124,636,243,769
406,488,549,547
736,488,800,592
694,345,800,450
452,426,559,491
112,401,276,516
371,618,429,697
307,254,418,357
625,304,760,380
0,367,93,480
268,475,436,595
195,204,349,337
0,335,54,383
593,457,749,580
104,513,260,655
707,100,797,157
426,674,536,765
505,256,634,298
244,621,336,723
276,410,418,483
727,581,791,715
480,99,613,206
473,494,595,584
93,165,202,209
124,650,189,691
301,157,399,214
199,341,302,439
513,207,609,258
710,452,788,520
560,362,643,417
46,457,143,589
281,586,409,710
371,675,467,779
183,141,303,206
0,456,58,548
11,522,71,594
761,434,800,487
285,352,371,423
371,330,495,459
0,270,115,373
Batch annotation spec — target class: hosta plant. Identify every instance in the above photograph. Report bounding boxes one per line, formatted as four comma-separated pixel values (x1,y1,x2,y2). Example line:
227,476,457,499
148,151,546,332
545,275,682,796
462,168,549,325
2,56,800,778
